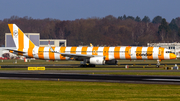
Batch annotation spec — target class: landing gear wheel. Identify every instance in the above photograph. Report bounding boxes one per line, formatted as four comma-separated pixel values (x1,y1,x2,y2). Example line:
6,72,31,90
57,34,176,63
156,60,160,68
156,65,160,68
80,64,86,67
89,64,95,67
80,64,96,67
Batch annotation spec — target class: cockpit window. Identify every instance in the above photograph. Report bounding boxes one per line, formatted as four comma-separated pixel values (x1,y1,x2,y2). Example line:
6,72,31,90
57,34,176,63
166,51,172,53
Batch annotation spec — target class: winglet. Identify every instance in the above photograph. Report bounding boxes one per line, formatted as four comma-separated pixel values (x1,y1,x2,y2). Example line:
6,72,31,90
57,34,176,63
90,43,93,47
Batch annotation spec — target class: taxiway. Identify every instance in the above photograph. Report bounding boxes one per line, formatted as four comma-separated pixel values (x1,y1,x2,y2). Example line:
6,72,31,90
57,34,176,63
0,70,180,85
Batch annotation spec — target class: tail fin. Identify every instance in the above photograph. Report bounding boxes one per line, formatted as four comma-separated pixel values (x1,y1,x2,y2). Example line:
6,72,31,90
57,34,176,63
8,24,36,51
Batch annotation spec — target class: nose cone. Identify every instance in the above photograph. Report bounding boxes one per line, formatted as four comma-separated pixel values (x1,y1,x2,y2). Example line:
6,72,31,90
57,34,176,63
170,53,176,59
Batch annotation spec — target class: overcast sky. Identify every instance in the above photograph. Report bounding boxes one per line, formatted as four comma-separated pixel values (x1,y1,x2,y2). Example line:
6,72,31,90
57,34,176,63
0,0,179,22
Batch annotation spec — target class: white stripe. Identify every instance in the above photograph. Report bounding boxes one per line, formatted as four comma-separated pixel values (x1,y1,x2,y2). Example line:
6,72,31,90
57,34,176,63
87,47,92,55
131,47,137,60
24,34,29,49
65,47,71,54
98,47,104,56
164,49,170,59
33,47,38,58
13,24,18,48
153,47,159,60
142,47,148,60
120,47,126,59
54,47,60,60
22,48,27,56
76,47,82,55
43,47,49,60
109,47,115,60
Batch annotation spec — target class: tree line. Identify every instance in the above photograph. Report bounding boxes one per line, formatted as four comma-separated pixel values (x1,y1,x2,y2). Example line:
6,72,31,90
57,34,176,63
0,15,180,46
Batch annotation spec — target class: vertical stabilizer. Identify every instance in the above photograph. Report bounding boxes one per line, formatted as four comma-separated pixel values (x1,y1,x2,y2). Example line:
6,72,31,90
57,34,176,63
8,24,36,51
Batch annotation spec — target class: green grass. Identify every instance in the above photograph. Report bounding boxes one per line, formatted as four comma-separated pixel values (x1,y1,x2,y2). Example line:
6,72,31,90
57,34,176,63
0,79,180,101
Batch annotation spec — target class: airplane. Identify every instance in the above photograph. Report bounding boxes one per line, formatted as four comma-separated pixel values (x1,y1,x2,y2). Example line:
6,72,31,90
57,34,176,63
7,24,176,67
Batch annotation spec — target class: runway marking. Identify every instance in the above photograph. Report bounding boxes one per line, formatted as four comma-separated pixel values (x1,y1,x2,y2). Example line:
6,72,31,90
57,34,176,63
145,79,180,81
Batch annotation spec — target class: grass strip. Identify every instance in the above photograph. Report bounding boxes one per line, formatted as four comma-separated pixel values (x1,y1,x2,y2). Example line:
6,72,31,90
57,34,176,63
0,79,180,101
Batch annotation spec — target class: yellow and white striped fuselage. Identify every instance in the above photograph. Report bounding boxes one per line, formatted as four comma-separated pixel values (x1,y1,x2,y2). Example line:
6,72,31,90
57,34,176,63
22,46,176,60
8,24,176,65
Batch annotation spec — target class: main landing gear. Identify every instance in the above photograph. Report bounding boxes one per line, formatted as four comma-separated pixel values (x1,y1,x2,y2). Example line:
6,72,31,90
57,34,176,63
80,64,96,67
80,59,96,67
156,60,161,67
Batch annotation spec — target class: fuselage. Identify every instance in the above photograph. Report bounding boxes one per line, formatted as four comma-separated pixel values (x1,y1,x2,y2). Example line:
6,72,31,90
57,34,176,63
21,46,176,60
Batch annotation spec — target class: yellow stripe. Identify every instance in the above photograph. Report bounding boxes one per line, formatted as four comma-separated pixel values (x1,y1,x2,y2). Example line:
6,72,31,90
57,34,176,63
18,28,24,50
28,48,34,58
170,53,176,59
28,39,35,58
125,47,131,60
81,47,88,55
17,28,24,56
38,47,44,59
114,47,120,59
92,47,98,55
17,50,23,55
8,24,13,38
49,47,55,60
103,47,110,60
29,40,35,48
136,47,142,59
71,47,77,54
147,47,153,60
9,50,13,53
60,47,66,60
158,47,164,60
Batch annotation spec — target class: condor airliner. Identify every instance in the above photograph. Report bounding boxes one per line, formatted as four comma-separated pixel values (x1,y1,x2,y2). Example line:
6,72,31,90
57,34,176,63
8,24,176,66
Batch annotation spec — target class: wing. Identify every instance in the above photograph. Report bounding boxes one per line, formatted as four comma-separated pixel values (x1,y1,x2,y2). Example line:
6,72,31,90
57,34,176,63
54,51,94,58
49,46,94,58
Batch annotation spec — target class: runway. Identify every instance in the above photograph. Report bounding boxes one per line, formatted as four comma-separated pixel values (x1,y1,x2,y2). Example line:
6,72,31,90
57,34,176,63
1,70,180,73
0,70,180,85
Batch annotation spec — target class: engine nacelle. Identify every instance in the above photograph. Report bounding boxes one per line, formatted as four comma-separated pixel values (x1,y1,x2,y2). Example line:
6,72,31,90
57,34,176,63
105,59,117,65
89,57,105,65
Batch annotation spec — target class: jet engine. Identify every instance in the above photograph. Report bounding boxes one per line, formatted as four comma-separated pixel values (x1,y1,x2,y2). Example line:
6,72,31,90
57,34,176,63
89,57,105,65
105,59,117,65
88,57,117,65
